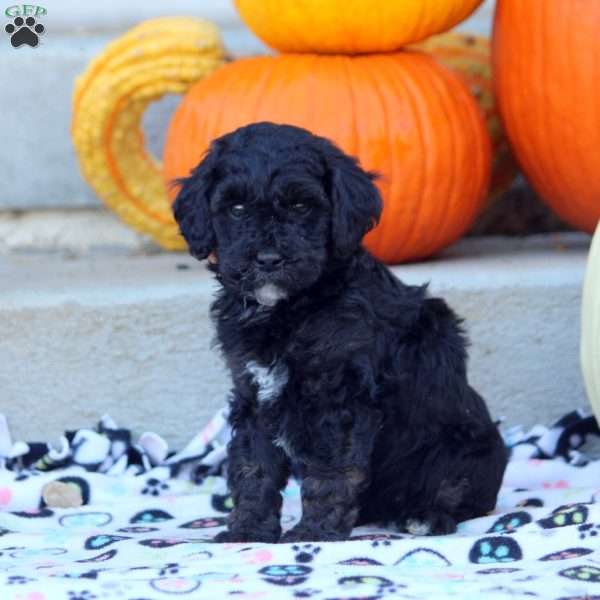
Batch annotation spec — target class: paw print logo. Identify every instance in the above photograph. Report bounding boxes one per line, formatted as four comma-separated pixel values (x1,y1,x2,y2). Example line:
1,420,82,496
5,16,44,48
141,478,169,497
292,544,321,563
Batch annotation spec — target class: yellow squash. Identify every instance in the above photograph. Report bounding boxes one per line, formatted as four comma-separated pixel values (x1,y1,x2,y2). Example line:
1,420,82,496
72,17,224,249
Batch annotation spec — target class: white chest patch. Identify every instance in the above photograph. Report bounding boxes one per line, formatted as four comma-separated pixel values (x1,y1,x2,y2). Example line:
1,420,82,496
273,434,295,459
245,360,289,404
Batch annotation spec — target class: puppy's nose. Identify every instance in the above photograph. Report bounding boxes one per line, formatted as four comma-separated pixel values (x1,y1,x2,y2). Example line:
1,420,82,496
256,250,283,269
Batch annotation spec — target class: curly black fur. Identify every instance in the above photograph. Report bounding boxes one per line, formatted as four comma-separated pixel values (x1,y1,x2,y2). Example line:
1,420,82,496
173,122,508,543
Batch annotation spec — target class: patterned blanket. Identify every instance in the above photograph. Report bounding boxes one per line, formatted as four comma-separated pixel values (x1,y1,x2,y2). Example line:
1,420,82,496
1,410,600,600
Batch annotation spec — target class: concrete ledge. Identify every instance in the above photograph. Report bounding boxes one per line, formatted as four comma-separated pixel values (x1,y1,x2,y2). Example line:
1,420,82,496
0,233,591,447
0,208,152,255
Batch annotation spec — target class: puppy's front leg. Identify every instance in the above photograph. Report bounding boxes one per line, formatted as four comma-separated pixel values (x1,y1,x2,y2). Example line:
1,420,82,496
282,464,367,543
281,409,378,543
215,420,289,543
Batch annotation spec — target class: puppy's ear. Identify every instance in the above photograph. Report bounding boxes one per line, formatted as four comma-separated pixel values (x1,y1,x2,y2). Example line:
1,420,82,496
328,153,382,259
172,147,220,260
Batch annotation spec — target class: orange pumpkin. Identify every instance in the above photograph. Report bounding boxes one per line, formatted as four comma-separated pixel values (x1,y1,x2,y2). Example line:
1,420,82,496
412,32,517,204
163,53,491,264
493,0,600,232
234,0,484,54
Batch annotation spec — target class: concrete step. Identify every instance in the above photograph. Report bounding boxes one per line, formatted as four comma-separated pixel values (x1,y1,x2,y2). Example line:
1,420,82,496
0,233,591,447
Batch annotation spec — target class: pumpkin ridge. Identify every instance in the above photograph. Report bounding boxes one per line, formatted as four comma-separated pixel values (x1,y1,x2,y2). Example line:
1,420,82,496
447,57,489,246
255,56,290,125
536,1,563,220
566,5,598,223
423,57,460,256
344,54,389,257
459,67,490,242
389,55,433,261
358,54,396,260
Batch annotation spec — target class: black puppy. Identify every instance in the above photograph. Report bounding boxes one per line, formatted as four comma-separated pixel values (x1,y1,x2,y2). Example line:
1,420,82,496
173,122,507,543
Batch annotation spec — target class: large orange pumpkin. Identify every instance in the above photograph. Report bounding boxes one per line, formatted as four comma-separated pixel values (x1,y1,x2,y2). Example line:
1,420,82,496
412,32,517,204
493,0,600,232
163,53,491,264
233,0,484,54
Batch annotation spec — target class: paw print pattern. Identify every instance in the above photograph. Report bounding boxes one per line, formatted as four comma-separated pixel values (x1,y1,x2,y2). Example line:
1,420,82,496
339,557,384,566
537,504,588,529
350,533,402,545
468,536,523,564
559,565,600,583
211,493,234,513
5,16,44,47
159,563,180,576
6,575,34,585
487,511,532,534
179,516,227,529
371,538,392,548
67,591,97,600
539,547,594,561
259,564,312,587
141,478,169,496
15,470,41,482
292,544,321,563
293,589,320,598
517,498,544,508
338,575,399,595
577,522,600,539
130,509,174,524
138,538,187,549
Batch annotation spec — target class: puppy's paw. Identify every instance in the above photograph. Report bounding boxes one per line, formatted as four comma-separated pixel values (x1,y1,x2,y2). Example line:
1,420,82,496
213,528,281,544
400,511,457,536
405,518,433,536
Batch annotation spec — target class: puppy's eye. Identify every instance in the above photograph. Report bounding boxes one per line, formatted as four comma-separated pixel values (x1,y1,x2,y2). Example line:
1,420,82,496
229,204,246,218
290,201,310,215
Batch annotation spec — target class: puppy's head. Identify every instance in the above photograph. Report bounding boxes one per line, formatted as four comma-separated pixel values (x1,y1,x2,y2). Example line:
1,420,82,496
173,122,381,306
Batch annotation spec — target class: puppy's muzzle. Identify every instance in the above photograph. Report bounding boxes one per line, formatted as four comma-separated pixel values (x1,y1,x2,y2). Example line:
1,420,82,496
256,250,284,272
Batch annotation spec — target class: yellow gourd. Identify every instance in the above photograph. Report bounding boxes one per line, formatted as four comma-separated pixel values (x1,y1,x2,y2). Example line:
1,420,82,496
71,17,224,249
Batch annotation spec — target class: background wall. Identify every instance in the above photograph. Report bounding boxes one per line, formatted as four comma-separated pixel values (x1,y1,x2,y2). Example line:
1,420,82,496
0,0,494,210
